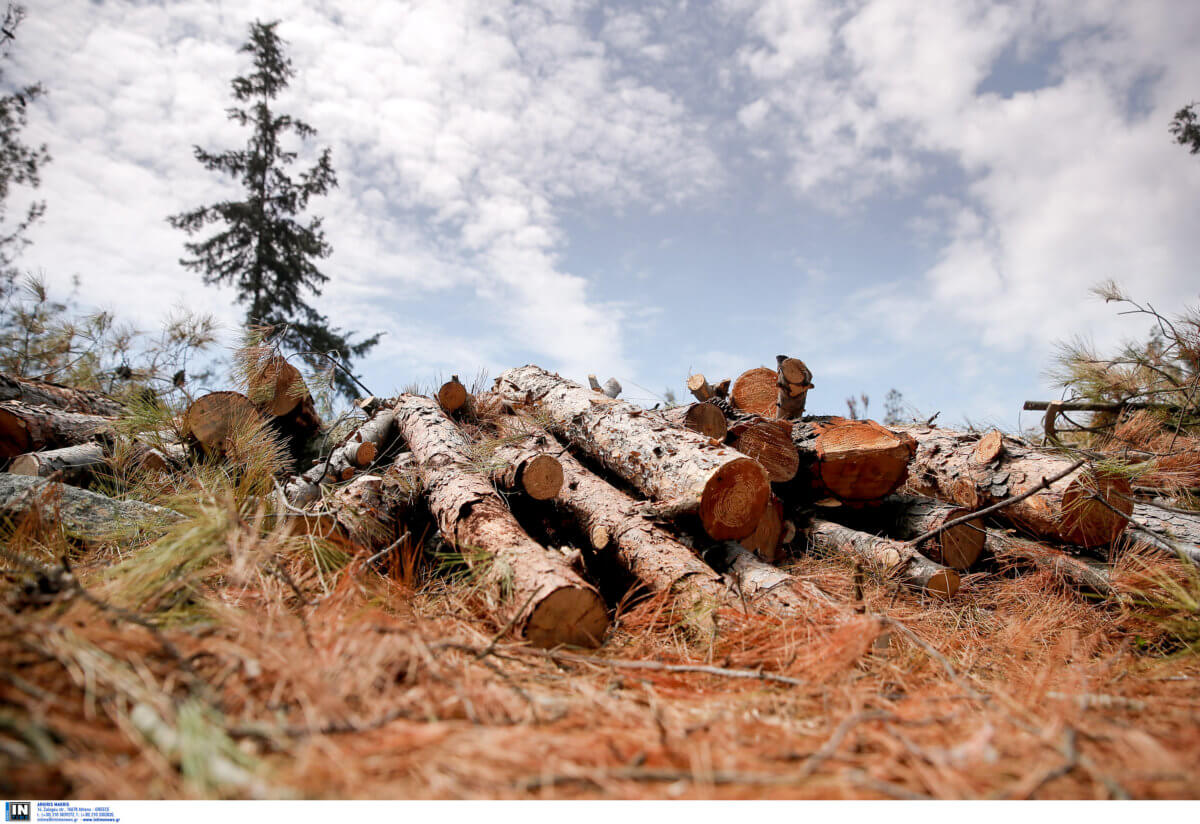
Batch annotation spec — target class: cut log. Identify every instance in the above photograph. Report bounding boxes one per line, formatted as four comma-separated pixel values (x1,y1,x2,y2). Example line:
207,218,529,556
1130,503,1200,563
0,373,125,417
10,442,107,485
805,518,960,598
687,374,714,403
660,402,727,440
486,420,564,501
705,542,832,611
283,409,397,508
897,424,1132,548
730,367,778,417
728,417,799,482
496,365,770,541
775,356,813,420
989,529,1114,596
437,375,469,413
834,494,985,571
246,356,322,448
0,474,182,542
511,424,727,610
0,401,115,459
392,394,608,648
301,465,418,552
788,417,916,503
180,392,266,459
739,494,786,562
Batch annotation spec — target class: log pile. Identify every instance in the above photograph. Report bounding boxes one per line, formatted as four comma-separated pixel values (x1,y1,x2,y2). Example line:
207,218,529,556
3,349,1194,651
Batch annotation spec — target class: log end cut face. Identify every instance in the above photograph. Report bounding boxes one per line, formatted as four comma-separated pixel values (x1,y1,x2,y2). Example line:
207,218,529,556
936,509,986,570
524,585,610,649
182,392,263,456
730,367,778,417
521,453,564,500
815,419,915,502
437,379,469,412
249,357,306,417
730,419,798,482
1061,471,1133,547
926,568,960,599
699,456,771,541
684,402,728,440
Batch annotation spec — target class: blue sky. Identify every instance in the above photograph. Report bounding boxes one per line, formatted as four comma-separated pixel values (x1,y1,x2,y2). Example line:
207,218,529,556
8,0,1200,430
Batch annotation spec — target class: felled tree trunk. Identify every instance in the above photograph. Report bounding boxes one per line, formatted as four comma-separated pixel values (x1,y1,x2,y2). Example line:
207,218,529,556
0,401,115,459
496,365,770,541
246,358,323,461
524,425,727,610
989,529,1114,596
705,542,831,611
9,440,187,484
392,394,609,648
1131,503,1200,562
0,474,182,543
181,392,266,459
300,462,419,552
660,402,727,440
487,420,565,501
283,409,397,508
0,373,126,417
833,494,985,570
775,356,813,420
730,367,778,417
687,374,715,403
897,424,1132,548
727,417,799,482
787,417,916,503
804,518,960,598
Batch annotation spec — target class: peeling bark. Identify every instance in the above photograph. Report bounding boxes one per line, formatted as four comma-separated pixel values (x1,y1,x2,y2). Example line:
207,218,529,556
0,373,125,417
1130,503,1200,563
706,542,832,612
497,365,770,541
393,394,609,648
804,517,960,598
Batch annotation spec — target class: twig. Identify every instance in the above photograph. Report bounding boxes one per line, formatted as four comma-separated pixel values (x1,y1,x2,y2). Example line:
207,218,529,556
906,459,1086,548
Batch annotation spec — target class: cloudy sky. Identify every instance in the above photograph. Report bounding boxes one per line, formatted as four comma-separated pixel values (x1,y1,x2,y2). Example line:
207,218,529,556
7,0,1200,427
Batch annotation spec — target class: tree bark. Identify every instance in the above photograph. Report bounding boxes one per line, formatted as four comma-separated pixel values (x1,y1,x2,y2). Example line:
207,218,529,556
660,402,727,440
775,356,813,420
786,416,916,504
730,367,778,417
728,417,799,482
0,373,125,417
181,392,267,459
496,365,770,541
0,474,182,543
9,439,187,484
0,401,115,459
1130,503,1200,562
687,374,714,403
300,461,419,552
392,394,609,648
804,517,960,598
514,424,727,611
833,494,986,570
896,424,1132,548
283,409,397,508
487,420,565,501
989,529,1114,596
705,542,832,611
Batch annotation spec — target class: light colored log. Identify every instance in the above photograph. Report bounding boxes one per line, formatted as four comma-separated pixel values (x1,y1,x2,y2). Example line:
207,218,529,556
687,374,714,403
392,394,608,648
497,365,770,541
836,494,985,570
775,355,813,420
989,529,1114,596
730,367,778,417
486,420,564,501
805,517,960,598
897,424,1132,549
706,542,832,611
1130,502,1200,563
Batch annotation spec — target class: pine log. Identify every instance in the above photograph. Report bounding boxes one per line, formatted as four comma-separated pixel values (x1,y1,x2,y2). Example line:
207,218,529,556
788,417,916,503
9,439,187,484
283,409,397,508
0,373,125,417
834,494,985,570
437,375,469,413
0,474,182,542
247,356,318,422
775,356,813,420
0,401,115,459
988,529,1114,596
739,494,786,562
180,391,267,459
392,394,609,648
897,424,1132,548
487,421,564,501
496,365,770,541
705,542,832,611
728,417,799,482
687,374,714,403
660,402,727,440
520,425,727,610
301,462,419,552
1130,503,1200,563
805,517,960,597
730,367,778,417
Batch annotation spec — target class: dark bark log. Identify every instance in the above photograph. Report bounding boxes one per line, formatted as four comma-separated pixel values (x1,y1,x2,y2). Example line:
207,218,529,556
728,417,799,482
392,394,608,648
0,401,115,458
775,356,813,420
833,494,985,570
786,416,916,504
660,402,727,440
896,424,1132,548
730,367,778,417
496,365,770,541
0,373,125,417
804,517,960,597
989,529,1114,596
0,474,182,543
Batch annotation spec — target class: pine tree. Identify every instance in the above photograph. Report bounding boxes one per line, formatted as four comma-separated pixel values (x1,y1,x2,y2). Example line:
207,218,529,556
168,20,378,399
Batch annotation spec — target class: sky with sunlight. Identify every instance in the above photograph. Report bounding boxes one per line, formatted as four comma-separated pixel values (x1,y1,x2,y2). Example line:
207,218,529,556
9,0,1200,427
